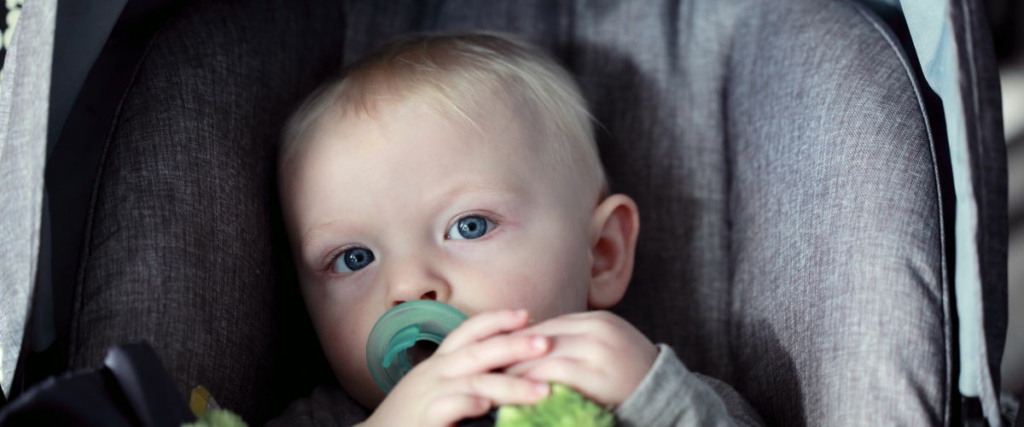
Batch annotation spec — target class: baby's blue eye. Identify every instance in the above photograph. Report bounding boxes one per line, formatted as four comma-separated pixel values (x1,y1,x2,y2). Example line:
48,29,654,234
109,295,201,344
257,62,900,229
333,247,375,273
447,216,494,240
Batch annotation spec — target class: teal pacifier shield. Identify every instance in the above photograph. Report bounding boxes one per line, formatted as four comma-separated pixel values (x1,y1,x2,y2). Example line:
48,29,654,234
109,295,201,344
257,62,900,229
366,300,468,393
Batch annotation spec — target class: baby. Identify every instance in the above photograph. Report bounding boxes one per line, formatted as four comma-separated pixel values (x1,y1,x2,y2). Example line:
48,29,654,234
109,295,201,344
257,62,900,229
275,32,760,426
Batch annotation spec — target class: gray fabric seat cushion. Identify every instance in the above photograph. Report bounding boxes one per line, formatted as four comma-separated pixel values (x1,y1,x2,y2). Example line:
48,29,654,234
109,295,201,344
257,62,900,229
67,0,343,422
727,2,946,424
70,0,957,424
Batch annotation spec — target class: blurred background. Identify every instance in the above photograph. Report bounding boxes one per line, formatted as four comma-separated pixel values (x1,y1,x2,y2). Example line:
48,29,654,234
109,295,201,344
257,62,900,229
988,0,1024,402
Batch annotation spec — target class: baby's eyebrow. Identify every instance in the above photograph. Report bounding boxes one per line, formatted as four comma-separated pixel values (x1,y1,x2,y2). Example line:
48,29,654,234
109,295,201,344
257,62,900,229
427,184,523,220
300,219,357,261
304,221,336,242
431,184,518,209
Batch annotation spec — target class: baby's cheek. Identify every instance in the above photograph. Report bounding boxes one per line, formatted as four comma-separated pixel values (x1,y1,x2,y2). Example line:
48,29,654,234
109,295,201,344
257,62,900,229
497,274,583,320
531,256,591,313
312,304,370,373
319,322,355,368
321,316,383,402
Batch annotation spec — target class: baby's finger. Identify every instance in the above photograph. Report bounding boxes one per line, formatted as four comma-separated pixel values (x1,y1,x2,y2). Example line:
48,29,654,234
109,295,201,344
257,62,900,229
458,373,551,406
439,333,550,377
504,335,596,376
513,357,605,402
513,311,619,338
425,393,490,427
437,309,530,354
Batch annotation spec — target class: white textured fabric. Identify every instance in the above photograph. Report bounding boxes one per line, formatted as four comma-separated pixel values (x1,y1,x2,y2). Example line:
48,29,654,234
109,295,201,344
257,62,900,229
0,0,55,398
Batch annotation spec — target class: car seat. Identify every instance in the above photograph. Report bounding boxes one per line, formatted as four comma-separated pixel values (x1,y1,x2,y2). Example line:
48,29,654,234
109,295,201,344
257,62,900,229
0,0,1008,425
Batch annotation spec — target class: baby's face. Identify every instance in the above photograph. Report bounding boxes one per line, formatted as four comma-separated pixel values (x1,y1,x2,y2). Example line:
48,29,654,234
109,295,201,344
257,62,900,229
280,98,600,408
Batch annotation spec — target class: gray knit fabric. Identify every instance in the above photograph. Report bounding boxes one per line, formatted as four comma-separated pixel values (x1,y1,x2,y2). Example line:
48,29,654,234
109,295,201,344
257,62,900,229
727,3,945,424
615,345,764,426
66,1,344,422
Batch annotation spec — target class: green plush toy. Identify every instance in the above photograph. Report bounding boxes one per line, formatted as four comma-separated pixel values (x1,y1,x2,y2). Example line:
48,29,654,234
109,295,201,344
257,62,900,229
495,383,615,427
182,409,248,427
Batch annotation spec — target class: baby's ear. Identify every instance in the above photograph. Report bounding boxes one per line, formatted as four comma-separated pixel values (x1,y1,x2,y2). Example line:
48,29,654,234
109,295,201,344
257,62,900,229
586,194,640,309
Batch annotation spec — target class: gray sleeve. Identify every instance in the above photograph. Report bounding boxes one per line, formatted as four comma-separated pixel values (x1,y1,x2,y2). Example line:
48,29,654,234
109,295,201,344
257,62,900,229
614,344,764,427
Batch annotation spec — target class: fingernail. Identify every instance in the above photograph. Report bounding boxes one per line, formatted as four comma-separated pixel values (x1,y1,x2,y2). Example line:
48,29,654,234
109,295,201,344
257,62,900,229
534,382,550,397
531,336,547,351
516,309,529,319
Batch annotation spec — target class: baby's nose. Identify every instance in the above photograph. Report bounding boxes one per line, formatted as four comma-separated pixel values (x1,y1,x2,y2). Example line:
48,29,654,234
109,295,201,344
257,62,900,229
392,290,437,307
383,262,451,308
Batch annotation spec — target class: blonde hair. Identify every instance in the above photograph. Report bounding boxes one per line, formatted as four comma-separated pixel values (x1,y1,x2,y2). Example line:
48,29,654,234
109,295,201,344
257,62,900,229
281,32,607,195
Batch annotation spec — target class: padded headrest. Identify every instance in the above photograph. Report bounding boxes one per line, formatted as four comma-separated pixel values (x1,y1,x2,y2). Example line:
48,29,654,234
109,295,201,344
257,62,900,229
67,0,344,421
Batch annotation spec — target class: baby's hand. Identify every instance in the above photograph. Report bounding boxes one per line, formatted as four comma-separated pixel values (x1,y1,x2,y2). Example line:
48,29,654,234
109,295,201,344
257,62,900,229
503,311,657,408
361,309,553,427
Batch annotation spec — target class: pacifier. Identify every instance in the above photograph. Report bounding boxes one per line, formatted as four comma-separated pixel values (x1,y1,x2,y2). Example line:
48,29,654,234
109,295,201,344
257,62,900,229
366,300,468,393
